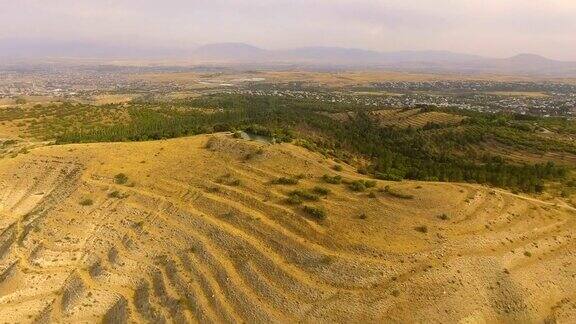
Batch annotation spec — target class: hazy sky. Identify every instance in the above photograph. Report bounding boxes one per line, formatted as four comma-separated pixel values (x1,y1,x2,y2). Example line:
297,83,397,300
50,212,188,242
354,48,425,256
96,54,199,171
1,0,575,60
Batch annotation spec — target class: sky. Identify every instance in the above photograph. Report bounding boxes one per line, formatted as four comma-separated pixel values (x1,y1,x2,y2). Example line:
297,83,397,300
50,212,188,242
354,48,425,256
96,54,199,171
1,0,575,60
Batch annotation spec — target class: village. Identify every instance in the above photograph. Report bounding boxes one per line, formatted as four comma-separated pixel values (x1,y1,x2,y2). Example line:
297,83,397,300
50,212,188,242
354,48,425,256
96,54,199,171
1,64,575,118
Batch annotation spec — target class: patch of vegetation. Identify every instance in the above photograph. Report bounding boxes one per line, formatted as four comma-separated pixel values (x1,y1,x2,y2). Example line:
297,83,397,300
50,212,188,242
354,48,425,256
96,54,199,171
318,255,335,265
285,195,303,205
357,168,368,175
322,174,342,184
348,181,366,192
108,191,128,199
381,185,414,200
206,186,221,193
414,225,428,233
348,179,377,192
437,213,449,221
114,173,129,185
79,198,94,206
287,189,320,202
375,171,403,181
303,205,326,220
332,164,343,171
245,124,294,143
216,174,242,186
244,147,265,160
311,186,331,196
17,94,572,193
272,177,299,185
1,139,17,147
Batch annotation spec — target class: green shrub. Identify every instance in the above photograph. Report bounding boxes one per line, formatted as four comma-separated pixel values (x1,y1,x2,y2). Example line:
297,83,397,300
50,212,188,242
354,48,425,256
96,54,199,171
348,180,367,192
332,165,343,172
347,179,377,192
79,198,94,206
364,180,377,188
285,195,303,205
437,213,449,220
322,174,342,184
303,205,326,220
114,173,129,185
414,225,428,233
382,185,414,199
375,172,402,181
108,191,128,199
288,189,319,202
272,177,299,185
312,186,331,196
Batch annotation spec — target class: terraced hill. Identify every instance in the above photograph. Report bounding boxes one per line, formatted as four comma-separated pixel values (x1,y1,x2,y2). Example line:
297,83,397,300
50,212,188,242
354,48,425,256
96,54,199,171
0,134,575,323
328,108,465,129
370,109,466,128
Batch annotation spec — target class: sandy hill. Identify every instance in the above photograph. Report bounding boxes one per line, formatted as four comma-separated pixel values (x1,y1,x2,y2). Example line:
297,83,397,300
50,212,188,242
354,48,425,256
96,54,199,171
0,134,575,323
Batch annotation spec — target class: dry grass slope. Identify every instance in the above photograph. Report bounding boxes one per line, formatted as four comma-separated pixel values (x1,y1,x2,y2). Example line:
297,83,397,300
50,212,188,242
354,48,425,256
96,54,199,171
328,108,465,129
0,134,574,323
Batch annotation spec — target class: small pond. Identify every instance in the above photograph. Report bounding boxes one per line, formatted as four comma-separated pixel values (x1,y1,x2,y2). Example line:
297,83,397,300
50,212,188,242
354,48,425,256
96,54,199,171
239,131,275,144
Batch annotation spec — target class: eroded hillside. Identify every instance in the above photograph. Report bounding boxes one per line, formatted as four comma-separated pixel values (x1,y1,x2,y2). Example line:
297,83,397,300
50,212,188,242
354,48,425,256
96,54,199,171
0,134,575,323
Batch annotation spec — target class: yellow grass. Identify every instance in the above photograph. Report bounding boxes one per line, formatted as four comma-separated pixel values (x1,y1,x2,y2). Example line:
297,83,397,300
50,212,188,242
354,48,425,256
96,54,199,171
0,133,574,322
91,94,135,105
487,91,550,98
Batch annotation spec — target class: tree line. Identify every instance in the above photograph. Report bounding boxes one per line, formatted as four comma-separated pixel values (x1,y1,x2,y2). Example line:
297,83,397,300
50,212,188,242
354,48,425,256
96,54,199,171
53,94,572,193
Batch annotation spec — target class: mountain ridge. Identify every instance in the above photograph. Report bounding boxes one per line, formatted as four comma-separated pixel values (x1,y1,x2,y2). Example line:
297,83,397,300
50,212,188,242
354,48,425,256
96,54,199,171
2,39,576,76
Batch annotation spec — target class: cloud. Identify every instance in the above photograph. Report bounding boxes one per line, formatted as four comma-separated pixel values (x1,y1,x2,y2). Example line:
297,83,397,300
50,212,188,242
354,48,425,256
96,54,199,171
0,0,575,59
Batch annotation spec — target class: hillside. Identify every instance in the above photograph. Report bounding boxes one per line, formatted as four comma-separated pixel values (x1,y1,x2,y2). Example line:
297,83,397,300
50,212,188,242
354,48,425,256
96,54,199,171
0,134,575,322
2,94,574,195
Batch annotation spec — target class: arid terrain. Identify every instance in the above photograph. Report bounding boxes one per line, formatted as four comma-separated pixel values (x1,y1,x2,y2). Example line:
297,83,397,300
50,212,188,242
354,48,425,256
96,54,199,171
3,1,576,322
0,133,574,323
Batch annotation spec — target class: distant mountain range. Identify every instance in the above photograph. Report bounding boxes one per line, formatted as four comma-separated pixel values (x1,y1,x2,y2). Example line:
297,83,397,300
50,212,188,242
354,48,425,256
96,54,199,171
2,39,576,76
190,43,486,64
188,43,576,76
